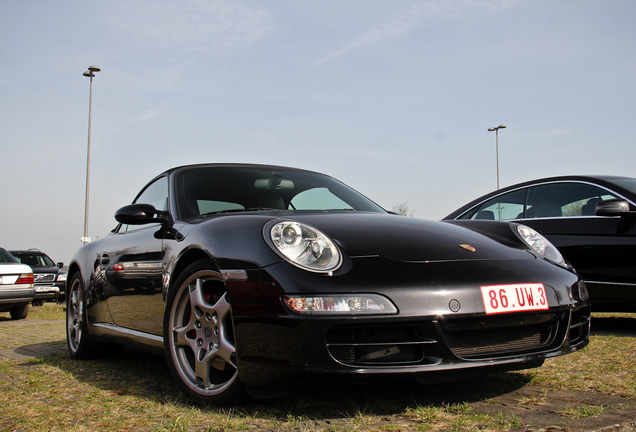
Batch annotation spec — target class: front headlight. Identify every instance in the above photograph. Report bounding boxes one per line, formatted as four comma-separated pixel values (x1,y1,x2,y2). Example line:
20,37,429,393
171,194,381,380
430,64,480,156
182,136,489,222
516,225,567,267
282,294,397,315
270,221,342,273
57,273,67,282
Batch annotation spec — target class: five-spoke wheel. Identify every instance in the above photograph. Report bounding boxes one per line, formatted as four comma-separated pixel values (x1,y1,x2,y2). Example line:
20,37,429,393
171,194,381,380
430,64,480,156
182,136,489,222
66,273,91,358
164,259,244,404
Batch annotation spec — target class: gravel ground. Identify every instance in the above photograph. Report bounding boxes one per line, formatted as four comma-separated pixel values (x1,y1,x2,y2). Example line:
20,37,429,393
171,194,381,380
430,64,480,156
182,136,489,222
0,318,66,359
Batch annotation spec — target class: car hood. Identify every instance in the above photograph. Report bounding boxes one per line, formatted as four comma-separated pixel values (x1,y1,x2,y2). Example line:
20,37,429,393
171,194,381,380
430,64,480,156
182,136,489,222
27,266,61,274
282,212,530,263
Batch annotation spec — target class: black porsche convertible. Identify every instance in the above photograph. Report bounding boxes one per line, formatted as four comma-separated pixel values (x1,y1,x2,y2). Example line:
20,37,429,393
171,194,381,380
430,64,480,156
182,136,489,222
66,164,590,404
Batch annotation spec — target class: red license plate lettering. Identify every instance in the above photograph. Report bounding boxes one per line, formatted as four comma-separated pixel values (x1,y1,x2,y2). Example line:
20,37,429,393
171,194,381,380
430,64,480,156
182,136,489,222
480,283,548,315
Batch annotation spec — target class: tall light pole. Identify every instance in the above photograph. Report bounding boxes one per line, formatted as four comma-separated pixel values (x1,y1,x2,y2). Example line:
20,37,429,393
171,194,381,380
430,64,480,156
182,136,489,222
488,124,506,190
82,65,101,244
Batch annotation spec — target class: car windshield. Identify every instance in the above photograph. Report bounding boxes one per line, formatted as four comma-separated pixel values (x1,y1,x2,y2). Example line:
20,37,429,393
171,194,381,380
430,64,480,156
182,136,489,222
175,166,386,219
12,252,55,267
0,249,19,263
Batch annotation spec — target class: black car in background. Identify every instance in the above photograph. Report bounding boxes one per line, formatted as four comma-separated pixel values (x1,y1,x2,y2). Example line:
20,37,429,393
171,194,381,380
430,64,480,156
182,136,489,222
444,175,636,312
10,250,66,305
66,164,589,404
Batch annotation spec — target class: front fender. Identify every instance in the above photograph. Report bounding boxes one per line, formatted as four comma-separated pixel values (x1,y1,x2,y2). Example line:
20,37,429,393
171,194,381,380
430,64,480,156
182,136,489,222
67,235,117,324
182,215,284,269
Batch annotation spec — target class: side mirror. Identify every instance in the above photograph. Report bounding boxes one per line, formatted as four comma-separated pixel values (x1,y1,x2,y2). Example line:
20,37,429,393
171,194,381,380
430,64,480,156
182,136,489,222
115,203,167,225
57,262,64,269
595,199,632,217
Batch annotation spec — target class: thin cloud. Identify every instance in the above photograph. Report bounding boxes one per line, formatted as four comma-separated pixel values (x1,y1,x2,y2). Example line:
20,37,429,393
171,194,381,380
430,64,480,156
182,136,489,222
509,127,571,138
114,0,276,56
127,109,160,124
311,0,518,68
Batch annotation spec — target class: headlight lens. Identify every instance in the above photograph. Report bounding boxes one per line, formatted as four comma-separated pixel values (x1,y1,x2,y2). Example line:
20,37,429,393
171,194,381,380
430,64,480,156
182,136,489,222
516,225,567,267
57,273,67,282
282,294,397,315
270,221,342,273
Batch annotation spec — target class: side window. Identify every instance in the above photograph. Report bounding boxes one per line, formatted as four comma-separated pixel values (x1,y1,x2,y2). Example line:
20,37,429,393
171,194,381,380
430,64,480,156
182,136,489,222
134,176,169,211
526,183,618,218
462,189,526,221
121,176,169,233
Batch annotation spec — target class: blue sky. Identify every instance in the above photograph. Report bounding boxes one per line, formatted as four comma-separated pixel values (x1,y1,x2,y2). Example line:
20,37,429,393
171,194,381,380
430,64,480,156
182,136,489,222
2,0,635,264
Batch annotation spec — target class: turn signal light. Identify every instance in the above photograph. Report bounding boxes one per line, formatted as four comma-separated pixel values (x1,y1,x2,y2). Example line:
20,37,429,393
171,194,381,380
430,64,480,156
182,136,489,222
282,294,397,315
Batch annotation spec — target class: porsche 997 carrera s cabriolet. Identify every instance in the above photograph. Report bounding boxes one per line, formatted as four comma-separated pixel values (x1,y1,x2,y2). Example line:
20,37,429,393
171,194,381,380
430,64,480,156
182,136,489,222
66,164,590,404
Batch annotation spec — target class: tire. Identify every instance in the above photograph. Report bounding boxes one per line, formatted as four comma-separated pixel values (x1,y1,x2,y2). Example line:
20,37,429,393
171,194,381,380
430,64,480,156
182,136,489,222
10,303,29,320
164,259,245,404
66,272,93,359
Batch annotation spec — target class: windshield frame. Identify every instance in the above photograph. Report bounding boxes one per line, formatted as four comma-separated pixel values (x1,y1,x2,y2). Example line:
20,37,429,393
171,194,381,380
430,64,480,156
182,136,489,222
173,166,387,220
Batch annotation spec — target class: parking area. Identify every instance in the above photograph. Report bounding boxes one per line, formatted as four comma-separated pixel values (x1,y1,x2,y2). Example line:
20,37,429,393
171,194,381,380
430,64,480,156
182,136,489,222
1,311,636,431
0,318,66,360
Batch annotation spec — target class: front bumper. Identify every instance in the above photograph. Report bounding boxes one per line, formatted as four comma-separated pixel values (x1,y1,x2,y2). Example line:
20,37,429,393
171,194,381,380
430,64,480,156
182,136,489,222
33,284,60,301
226,256,591,388
233,304,590,387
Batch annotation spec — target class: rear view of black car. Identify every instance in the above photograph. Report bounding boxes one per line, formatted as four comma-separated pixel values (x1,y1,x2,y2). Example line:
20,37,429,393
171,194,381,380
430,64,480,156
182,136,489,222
444,175,636,312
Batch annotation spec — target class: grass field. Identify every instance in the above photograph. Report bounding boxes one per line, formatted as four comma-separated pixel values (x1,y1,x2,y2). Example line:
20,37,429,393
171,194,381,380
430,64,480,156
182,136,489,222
0,304,634,431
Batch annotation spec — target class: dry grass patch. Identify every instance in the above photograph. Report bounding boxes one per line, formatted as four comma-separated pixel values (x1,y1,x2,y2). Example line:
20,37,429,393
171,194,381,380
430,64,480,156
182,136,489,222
559,404,610,420
0,353,256,431
526,319,636,399
27,301,66,320
516,390,549,406
404,402,523,431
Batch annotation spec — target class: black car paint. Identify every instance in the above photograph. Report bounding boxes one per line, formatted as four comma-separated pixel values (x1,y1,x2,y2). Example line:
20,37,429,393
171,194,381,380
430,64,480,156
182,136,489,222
67,164,590,399
444,175,636,312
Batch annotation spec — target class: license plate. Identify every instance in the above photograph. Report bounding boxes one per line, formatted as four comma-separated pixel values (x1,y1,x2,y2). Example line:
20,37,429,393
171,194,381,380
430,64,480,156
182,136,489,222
480,283,548,315
35,286,54,293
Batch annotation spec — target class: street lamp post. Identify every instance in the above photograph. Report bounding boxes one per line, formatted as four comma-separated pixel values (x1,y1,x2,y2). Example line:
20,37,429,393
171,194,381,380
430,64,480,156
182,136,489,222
488,124,506,190
82,65,101,244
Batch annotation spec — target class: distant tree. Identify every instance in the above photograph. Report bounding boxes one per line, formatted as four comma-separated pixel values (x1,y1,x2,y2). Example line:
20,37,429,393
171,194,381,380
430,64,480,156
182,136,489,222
392,202,414,217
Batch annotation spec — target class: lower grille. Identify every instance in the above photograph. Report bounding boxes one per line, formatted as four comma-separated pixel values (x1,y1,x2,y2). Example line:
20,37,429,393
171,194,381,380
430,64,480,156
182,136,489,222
324,310,578,367
326,324,440,366
445,325,543,357
442,313,563,359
